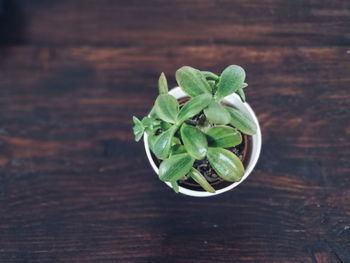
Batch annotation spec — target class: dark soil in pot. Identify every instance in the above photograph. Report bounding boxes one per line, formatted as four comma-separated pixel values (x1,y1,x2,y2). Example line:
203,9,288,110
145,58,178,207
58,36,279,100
150,97,252,192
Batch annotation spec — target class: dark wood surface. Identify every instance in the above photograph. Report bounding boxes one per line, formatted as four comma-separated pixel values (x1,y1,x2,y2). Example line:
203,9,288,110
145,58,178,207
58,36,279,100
0,0,349,262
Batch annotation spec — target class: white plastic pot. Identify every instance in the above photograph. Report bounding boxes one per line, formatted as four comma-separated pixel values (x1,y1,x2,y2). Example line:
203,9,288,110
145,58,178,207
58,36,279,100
144,87,262,197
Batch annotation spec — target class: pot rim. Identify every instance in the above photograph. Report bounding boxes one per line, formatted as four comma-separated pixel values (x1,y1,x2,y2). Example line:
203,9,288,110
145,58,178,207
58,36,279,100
144,87,262,197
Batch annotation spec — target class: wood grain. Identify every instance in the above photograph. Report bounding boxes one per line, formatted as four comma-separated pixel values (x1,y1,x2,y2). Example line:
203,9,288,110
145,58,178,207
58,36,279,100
1,0,350,47
0,0,350,262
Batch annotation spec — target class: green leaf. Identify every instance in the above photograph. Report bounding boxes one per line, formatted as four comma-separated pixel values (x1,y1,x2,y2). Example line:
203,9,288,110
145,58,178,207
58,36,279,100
203,101,231,124
154,94,179,123
206,126,242,148
158,72,168,95
207,148,244,182
152,125,177,159
175,66,212,97
171,136,181,146
201,71,219,81
176,93,212,124
148,133,157,153
160,121,172,131
225,107,257,135
142,117,153,127
170,144,187,156
149,107,158,118
188,168,215,193
208,80,217,93
132,116,144,142
215,65,246,101
143,117,161,135
145,126,159,135
236,88,246,102
159,153,194,182
171,181,179,193
142,117,160,130
180,123,208,160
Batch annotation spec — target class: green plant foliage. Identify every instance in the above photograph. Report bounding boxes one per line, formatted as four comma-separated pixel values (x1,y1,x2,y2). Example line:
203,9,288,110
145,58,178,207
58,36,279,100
215,65,246,101
171,136,181,145
149,107,158,118
208,80,217,93
158,72,168,95
147,133,157,153
203,101,231,124
206,126,242,148
171,181,180,193
188,168,215,193
176,93,212,124
160,121,172,131
225,107,257,135
236,88,246,102
132,116,144,141
180,123,208,160
159,153,194,182
142,117,160,134
207,147,244,182
154,94,179,123
175,66,212,97
201,71,219,81
132,64,257,194
170,144,187,156
152,126,177,159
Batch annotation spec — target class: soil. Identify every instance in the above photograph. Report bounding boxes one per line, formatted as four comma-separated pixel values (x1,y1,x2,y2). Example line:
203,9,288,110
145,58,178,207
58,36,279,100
150,98,252,192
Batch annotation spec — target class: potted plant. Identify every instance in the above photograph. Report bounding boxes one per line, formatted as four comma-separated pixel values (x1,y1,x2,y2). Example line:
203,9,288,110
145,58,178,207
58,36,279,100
132,65,261,197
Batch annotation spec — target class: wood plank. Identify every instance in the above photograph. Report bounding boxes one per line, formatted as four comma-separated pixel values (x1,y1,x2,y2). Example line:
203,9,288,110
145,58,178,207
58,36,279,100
1,0,349,46
0,45,349,262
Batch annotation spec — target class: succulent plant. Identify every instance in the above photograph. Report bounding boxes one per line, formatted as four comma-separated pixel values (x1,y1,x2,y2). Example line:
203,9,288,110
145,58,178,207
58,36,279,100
132,65,257,193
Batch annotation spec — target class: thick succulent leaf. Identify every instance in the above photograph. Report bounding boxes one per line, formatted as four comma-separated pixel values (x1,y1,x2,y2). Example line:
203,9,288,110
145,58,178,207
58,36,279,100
147,133,157,153
171,181,179,193
225,107,257,135
142,116,160,130
144,125,160,135
171,136,181,145
180,123,208,160
149,107,158,118
206,126,242,148
203,101,231,124
158,153,194,182
154,94,179,123
152,126,177,159
201,71,219,81
170,144,187,156
175,66,212,97
132,116,144,141
188,168,215,193
208,80,217,93
207,147,245,182
158,72,168,95
142,117,153,128
160,121,172,131
215,65,246,101
236,88,246,102
176,93,212,124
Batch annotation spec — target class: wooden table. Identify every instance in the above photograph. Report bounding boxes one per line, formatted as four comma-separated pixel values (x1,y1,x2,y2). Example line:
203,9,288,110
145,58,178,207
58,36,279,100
0,1,349,262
